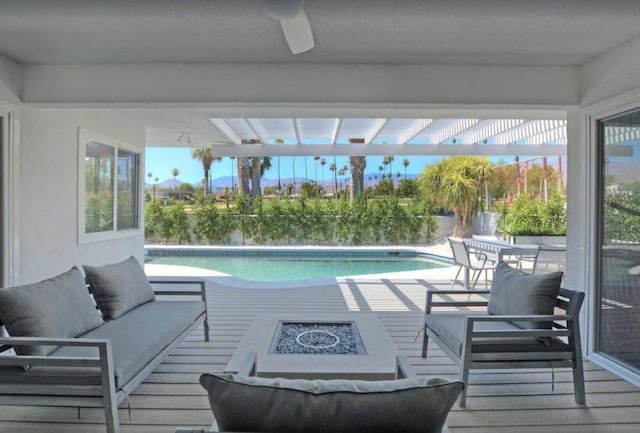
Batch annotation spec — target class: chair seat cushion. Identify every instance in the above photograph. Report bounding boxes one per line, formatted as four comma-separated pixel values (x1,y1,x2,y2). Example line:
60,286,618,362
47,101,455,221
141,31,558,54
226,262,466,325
488,262,563,329
200,373,463,433
16,300,205,389
425,313,569,357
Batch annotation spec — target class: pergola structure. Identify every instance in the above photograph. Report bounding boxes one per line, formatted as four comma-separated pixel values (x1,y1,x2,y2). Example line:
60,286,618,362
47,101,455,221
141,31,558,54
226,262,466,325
207,117,568,157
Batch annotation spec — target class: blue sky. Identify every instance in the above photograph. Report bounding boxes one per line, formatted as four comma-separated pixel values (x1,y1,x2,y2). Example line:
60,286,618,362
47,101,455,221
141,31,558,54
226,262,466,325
145,147,447,184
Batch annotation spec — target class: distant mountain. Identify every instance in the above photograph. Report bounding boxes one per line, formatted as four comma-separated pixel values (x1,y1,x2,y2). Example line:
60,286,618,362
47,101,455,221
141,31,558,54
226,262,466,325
152,173,419,191
156,178,183,189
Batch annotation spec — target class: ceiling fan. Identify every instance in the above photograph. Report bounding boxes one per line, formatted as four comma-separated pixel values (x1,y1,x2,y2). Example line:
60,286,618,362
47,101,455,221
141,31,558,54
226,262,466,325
262,0,315,55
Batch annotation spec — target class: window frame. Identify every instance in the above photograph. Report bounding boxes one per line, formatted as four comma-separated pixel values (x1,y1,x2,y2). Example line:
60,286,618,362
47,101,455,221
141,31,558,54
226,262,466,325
78,128,142,244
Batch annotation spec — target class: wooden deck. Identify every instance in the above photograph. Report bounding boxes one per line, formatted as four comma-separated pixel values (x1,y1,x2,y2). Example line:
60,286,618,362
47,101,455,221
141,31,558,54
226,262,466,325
1,274,640,433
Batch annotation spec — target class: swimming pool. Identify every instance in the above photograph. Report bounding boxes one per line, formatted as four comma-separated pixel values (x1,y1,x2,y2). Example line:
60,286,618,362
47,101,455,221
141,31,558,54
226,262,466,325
145,248,450,282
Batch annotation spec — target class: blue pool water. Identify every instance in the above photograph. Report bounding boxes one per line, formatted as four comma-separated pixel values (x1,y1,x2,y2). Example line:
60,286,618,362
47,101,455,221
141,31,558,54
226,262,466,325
145,249,449,282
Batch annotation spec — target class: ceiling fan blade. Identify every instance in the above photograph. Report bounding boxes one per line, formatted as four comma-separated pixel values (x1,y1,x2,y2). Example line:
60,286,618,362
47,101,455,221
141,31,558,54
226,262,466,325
280,9,314,55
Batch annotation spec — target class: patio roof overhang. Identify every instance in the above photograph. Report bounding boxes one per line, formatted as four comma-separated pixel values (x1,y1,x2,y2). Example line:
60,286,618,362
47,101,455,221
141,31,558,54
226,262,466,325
207,117,569,157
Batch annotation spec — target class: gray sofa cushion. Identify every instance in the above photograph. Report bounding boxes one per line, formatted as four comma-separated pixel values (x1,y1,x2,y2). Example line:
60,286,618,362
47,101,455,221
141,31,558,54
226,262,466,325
200,373,463,433
21,300,205,389
0,267,103,356
84,256,155,320
425,313,569,356
488,262,563,329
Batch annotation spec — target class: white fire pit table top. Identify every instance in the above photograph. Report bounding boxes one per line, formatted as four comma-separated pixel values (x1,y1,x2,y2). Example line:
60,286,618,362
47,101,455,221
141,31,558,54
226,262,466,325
224,312,399,380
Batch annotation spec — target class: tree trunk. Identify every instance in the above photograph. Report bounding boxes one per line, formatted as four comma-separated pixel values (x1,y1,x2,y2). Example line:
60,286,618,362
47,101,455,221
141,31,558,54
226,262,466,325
349,155,366,199
452,209,474,238
237,157,251,196
250,156,262,199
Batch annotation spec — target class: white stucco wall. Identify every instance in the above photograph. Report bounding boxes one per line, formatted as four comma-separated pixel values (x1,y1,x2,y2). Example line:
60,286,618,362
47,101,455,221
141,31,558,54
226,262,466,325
0,54,21,103
17,107,145,283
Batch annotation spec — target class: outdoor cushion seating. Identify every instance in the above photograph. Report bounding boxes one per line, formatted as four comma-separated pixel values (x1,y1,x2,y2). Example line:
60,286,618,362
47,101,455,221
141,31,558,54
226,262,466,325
422,262,585,407
198,373,462,433
183,352,462,433
0,257,209,433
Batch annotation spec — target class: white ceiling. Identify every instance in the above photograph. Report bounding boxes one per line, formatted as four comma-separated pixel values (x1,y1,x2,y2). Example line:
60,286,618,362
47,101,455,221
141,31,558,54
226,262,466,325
4,1,640,156
2,0,640,66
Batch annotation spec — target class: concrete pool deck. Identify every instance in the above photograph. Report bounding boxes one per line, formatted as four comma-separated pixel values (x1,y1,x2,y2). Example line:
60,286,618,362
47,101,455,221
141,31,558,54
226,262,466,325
144,239,457,289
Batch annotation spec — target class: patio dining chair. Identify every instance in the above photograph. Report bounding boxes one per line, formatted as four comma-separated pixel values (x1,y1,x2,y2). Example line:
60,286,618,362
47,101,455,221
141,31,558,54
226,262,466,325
448,237,494,290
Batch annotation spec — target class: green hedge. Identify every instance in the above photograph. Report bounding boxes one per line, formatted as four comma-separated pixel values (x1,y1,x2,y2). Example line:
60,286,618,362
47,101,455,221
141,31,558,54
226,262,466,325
498,194,567,236
145,195,437,245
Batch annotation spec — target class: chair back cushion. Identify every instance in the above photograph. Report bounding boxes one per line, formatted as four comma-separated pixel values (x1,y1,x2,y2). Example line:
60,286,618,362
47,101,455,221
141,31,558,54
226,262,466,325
84,256,155,320
488,262,563,329
0,267,103,356
200,373,463,433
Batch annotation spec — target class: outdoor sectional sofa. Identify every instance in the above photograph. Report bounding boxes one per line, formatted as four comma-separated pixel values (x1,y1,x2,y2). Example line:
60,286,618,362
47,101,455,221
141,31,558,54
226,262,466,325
0,256,209,433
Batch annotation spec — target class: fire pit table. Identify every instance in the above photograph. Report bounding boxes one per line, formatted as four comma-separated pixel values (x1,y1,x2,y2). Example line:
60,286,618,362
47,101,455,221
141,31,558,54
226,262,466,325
224,313,400,380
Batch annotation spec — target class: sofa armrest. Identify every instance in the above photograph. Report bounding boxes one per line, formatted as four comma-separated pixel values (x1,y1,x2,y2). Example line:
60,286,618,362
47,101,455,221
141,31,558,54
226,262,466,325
465,314,573,340
149,277,210,342
426,289,490,312
148,277,207,300
0,336,112,368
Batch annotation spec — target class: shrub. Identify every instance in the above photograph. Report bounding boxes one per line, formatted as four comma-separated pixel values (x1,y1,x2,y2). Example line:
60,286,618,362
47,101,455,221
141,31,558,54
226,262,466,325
499,194,567,236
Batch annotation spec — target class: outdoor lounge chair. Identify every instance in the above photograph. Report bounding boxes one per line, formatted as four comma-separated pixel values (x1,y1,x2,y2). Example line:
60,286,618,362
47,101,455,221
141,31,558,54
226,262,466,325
422,262,586,407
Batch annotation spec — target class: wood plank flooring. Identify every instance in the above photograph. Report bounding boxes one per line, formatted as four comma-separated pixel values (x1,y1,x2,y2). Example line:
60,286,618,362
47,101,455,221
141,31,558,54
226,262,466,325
1,275,639,433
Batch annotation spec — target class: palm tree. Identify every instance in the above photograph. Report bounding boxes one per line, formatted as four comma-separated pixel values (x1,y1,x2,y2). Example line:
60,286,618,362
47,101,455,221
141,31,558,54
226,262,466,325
329,162,337,199
384,155,394,174
191,148,221,196
418,156,489,238
229,156,236,195
292,155,296,195
275,139,284,196
314,156,320,184
320,158,326,192
153,176,159,200
403,158,410,178
171,168,180,191
147,171,153,189
349,156,366,199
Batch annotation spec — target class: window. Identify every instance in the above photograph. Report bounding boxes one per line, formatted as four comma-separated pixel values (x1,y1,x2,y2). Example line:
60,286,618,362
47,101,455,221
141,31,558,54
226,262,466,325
79,129,140,243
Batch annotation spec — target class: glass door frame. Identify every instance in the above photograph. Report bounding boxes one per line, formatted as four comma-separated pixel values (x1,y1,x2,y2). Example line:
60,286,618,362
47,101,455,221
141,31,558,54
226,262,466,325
583,89,640,386
0,104,19,287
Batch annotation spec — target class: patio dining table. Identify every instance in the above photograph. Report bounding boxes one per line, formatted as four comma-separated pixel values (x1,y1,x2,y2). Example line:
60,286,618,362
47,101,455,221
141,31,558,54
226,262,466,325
462,239,540,287
464,238,540,264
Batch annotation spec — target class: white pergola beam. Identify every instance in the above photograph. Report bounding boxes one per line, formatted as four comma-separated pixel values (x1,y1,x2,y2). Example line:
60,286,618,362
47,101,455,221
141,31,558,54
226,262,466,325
330,118,342,144
526,126,567,144
292,118,302,144
246,118,270,144
209,118,242,144
211,143,567,157
364,118,388,143
397,118,433,144
492,120,566,144
431,118,480,144
457,119,526,144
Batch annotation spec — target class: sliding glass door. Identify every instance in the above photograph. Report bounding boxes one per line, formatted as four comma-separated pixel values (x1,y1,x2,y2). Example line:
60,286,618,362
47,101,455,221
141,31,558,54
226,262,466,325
597,108,640,373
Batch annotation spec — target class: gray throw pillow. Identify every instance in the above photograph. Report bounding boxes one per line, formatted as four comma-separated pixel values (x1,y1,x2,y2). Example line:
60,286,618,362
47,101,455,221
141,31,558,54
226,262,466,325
200,373,463,433
84,256,155,320
0,266,103,356
488,261,563,329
